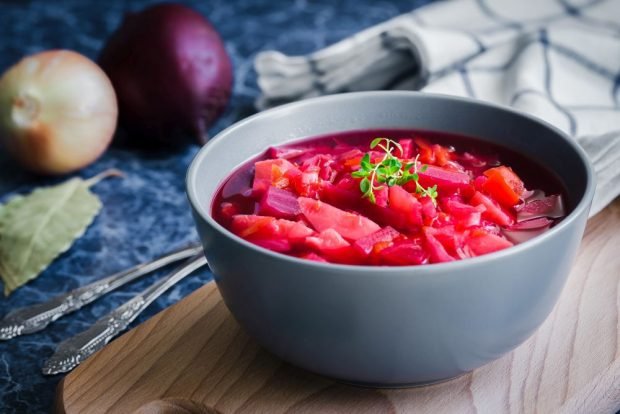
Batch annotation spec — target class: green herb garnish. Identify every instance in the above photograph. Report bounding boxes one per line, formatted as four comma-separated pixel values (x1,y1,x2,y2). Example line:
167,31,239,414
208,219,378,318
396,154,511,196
351,138,438,205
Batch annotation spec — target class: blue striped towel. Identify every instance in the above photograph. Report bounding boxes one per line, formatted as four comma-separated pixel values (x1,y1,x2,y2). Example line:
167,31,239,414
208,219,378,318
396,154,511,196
255,0,620,216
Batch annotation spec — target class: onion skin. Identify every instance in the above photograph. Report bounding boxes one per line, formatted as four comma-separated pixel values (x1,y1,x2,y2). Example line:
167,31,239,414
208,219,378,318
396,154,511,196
0,50,118,175
99,3,233,146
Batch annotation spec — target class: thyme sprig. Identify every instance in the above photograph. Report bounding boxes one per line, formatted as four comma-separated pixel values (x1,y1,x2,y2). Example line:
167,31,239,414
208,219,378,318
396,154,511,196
351,138,438,205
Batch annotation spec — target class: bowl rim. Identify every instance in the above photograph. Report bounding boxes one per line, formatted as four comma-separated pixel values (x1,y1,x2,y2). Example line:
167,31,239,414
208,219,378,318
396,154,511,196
187,91,596,273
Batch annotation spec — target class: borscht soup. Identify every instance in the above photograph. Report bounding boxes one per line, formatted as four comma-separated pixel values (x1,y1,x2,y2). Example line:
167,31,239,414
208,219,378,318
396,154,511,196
212,130,566,266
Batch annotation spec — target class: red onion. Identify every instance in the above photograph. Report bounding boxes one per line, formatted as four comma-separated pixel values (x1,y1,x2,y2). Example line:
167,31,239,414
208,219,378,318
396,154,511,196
99,3,233,146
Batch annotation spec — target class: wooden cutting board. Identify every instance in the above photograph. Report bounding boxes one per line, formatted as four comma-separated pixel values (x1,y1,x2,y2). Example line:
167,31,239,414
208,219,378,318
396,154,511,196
55,200,620,414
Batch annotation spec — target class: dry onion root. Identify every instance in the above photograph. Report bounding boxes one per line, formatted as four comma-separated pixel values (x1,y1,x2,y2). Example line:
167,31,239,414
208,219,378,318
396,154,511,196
0,50,118,175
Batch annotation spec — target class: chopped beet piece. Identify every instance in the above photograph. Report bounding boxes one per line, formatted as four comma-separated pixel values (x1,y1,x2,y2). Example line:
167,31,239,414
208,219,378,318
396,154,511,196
424,228,456,263
252,238,291,253
258,186,300,219
417,165,471,192
353,226,400,255
388,186,422,227
379,241,428,266
321,182,360,209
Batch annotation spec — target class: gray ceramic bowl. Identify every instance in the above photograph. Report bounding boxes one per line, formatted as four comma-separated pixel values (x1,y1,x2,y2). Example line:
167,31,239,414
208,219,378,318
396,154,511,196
186,91,594,386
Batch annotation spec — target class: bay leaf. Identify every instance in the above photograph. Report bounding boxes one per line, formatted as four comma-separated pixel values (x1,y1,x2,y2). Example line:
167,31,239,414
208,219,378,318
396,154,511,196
0,170,121,295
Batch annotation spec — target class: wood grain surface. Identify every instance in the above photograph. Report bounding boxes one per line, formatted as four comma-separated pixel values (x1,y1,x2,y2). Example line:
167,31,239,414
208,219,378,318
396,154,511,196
56,200,620,414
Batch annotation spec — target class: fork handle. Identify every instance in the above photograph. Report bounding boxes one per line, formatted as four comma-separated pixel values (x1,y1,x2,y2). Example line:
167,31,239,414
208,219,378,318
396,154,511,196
0,243,203,340
42,254,208,375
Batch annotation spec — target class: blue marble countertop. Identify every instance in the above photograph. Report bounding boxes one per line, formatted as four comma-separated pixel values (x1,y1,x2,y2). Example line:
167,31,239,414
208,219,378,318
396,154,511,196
0,1,431,412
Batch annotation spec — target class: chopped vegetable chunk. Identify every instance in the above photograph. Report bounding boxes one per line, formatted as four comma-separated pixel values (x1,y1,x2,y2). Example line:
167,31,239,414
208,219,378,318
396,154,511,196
298,197,381,241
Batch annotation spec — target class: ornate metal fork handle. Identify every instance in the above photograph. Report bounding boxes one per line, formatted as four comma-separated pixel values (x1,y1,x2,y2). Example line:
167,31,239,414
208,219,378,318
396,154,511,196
0,243,203,340
42,254,208,375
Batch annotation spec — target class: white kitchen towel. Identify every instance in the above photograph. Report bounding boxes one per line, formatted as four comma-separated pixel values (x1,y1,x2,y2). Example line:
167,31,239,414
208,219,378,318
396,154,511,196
255,0,620,216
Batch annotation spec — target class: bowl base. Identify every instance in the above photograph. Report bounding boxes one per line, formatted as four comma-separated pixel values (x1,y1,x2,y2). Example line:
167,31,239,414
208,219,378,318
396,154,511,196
332,371,469,389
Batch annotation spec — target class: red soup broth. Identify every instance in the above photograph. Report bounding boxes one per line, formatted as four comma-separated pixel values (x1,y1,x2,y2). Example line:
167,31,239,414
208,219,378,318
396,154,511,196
211,130,567,266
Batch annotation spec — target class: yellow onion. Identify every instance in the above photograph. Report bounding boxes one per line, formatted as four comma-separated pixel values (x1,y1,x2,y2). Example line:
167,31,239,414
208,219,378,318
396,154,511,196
0,50,118,175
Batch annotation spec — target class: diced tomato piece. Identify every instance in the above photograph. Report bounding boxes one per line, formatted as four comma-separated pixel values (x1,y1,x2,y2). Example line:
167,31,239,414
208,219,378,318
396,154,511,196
372,241,392,255
298,197,381,241
466,231,513,256
470,191,514,227
482,166,525,207
353,226,400,255
292,168,321,197
253,159,300,194
423,228,456,263
388,186,423,227
231,215,278,238
258,187,300,219
340,149,365,169
231,215,313,241
432,144,452,167
415,138,435,164
417,165,471,193
254,159,297,182
379,240,428,266
396,139,413,158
